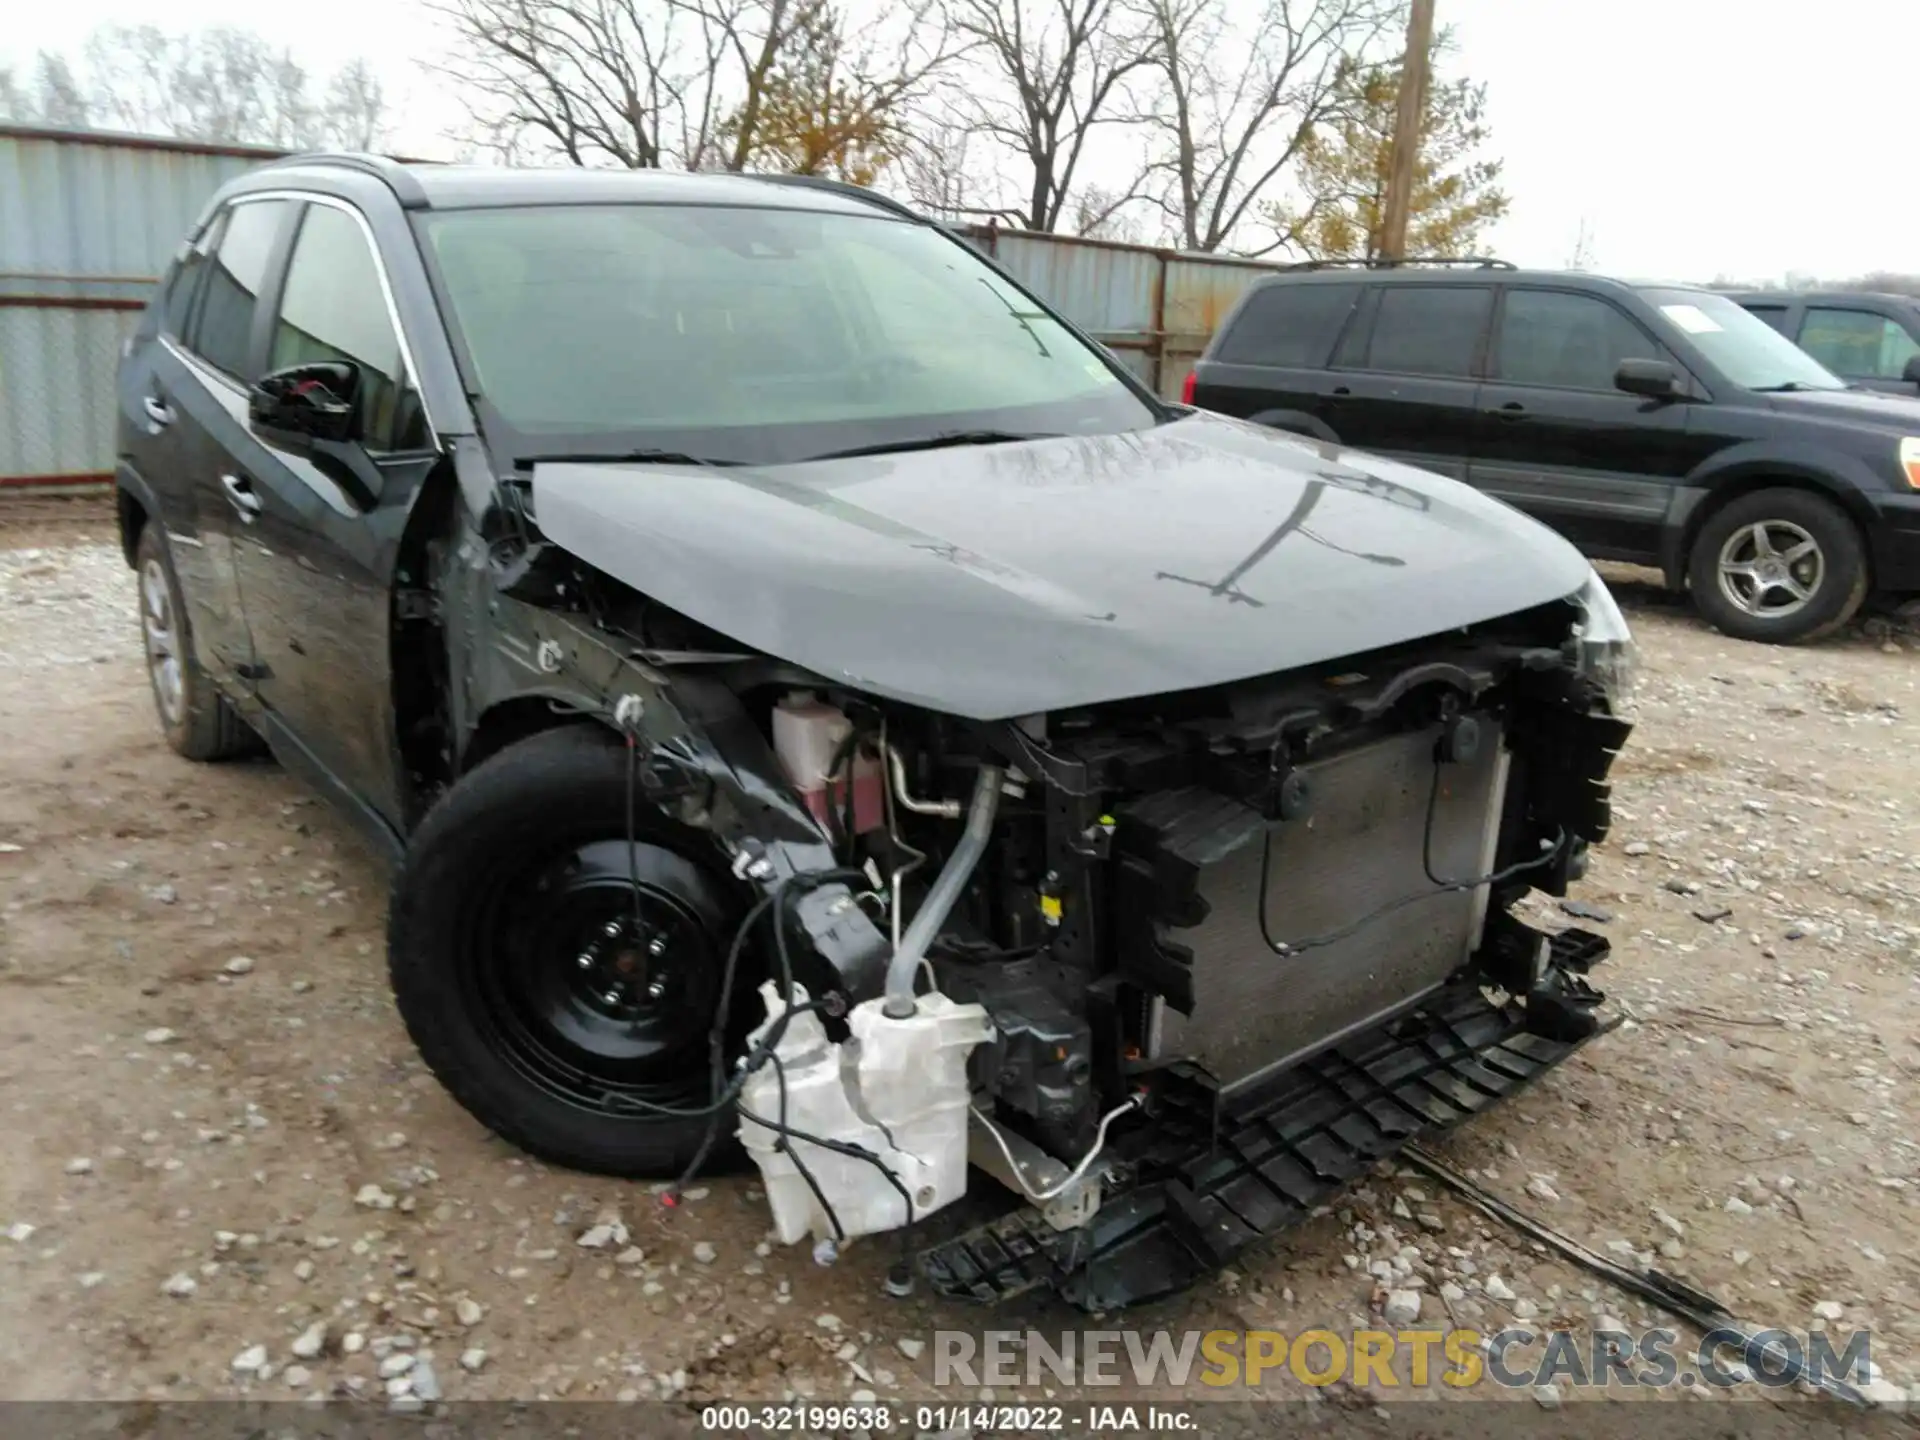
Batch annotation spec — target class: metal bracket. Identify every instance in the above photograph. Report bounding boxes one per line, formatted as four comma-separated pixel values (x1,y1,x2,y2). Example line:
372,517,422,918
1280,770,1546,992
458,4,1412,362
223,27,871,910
969,1112,1101,1232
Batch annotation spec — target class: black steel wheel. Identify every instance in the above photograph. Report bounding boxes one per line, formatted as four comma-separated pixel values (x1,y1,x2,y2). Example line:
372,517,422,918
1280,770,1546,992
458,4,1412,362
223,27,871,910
390,725,749,1176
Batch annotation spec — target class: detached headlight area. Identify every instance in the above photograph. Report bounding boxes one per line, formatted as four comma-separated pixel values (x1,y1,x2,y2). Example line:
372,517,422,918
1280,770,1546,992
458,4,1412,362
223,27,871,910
1569,567,1638,710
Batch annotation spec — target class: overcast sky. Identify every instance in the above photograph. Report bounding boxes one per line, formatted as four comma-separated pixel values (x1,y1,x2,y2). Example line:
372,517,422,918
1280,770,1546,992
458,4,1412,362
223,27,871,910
7,0,1916,283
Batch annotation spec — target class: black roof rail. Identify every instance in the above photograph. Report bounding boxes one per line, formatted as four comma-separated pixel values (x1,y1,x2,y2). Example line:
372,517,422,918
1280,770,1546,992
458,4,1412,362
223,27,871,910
255,152,434,210
753,173,927,222
1279,255,1515,272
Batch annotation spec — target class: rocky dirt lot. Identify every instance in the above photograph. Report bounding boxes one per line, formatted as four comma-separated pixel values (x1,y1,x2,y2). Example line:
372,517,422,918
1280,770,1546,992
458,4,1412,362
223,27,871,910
1,494,1917,1421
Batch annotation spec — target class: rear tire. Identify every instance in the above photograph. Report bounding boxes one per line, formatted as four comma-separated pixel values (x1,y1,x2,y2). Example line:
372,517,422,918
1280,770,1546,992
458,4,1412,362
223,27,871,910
389,725,750,1177
1686,488,1866,644
134,526,257,760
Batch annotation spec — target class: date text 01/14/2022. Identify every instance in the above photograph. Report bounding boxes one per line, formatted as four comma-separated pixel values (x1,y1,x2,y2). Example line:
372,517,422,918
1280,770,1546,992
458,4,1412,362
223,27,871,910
698,1403,1200,1431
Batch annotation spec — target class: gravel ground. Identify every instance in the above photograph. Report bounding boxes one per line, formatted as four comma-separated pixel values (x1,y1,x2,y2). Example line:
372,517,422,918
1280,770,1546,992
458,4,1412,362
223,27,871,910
2,498,1918,1418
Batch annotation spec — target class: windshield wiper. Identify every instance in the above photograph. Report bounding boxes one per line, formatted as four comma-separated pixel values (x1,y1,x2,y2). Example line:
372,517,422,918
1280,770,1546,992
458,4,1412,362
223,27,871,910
513,448,737,469
802,429,1062,462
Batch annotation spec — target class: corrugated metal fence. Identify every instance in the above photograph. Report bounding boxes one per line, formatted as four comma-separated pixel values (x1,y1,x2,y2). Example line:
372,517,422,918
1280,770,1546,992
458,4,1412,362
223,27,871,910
1,125,289,488
0,123,1292,489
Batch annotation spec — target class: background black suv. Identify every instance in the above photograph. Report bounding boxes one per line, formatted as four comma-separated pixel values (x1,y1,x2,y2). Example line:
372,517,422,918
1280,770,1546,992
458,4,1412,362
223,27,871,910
1728,289,1920,396
1189,261,1920,643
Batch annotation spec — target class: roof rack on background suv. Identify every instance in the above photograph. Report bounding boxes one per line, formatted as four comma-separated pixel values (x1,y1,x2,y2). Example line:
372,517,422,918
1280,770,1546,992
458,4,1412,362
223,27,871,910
1280,256,1515,272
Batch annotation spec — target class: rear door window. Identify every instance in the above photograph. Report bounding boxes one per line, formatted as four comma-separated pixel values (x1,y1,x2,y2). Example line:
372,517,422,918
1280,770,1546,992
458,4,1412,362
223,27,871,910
190,199,293,380
161,213,225,341
1495,289,1665,390
1213,283,1360,367
1355,285,1491,378
1798,306,1920,380
1741,303,1791,334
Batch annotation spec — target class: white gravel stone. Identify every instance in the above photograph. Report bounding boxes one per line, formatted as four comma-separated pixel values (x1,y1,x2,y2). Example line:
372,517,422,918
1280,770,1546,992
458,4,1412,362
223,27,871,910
292,1259,315,1282
160,1272,197,1297
342,1332,367,1355
1524,1176,1560,1203
1812,1300,1844,1321
143,1028,177,1045
64,1157,93,1175
354,1184,397,1210
284,1366,312,1389
290,1320,329,1359
231,1345,268,1375
577,1222,626,1249
459,1348,488,1373
224,955,255,975
1724,1196,1754,1215
897,1338,925,1360
379,1353,417,1379
691,1241,718,1265
411,1356,442,1401
1483,1275,1516,1301
6,1223,36,1243
455,1298,484,1327
1382,1290,1422,1325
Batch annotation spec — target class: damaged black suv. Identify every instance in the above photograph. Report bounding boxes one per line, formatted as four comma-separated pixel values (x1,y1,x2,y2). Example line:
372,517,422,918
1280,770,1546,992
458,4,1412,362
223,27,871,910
116,155,1634,1311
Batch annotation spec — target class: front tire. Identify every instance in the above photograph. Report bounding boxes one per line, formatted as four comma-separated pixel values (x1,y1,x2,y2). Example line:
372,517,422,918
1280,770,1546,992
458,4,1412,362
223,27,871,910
1687,488,1867,644
134,525,256,760
389,725,748,1176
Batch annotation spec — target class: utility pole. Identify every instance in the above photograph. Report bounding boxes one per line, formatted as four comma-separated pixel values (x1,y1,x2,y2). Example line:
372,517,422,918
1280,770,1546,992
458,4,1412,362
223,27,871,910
1376,0,1436,262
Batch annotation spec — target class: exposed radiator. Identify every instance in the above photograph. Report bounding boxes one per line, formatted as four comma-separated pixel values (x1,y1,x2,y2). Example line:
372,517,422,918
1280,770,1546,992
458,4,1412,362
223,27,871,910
1151,724,1508,1092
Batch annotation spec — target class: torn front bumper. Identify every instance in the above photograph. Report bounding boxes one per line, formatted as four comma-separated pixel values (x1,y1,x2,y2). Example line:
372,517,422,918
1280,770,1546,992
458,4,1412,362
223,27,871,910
922,926,1613,1312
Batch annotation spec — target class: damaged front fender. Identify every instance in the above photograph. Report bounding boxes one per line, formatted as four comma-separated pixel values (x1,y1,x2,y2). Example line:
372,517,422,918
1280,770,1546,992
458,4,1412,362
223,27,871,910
440,524,891,1003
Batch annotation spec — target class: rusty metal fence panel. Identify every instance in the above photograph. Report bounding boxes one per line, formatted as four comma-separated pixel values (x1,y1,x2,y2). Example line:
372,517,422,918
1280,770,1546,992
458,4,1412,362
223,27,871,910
0,124,281,489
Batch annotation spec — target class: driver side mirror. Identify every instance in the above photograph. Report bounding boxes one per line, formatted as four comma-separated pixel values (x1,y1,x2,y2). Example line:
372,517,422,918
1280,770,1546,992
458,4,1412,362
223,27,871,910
1615,357,1682,400
249,361,363,446
1903,355,1920,389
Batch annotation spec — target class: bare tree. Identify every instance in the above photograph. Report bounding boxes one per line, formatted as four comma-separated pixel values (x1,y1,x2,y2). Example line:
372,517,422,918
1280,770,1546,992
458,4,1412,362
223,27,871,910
893,115,979,219
432,0,942,173
1132,0,1396,253
74,25,387,148
321,61,392,151
1565,215,1596,271
33,53,92,128
938,0,1161,232
1069,182,1144,241
0,66,25,123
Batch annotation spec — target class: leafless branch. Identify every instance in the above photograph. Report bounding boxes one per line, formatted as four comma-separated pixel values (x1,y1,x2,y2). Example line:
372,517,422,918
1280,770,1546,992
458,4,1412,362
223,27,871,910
1129,0,1398,252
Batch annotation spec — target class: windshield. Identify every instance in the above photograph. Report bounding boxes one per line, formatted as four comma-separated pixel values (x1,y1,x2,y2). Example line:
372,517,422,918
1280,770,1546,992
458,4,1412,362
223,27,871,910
416,203,1159,465
1640,288,1846,392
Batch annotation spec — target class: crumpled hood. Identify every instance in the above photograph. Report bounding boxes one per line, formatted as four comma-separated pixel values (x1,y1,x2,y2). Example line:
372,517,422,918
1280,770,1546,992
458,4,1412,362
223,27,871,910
531,412,1591,720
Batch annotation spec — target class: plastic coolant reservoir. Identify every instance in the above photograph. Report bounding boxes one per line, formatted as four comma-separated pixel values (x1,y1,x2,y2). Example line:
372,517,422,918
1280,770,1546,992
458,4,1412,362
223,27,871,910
736,981,994,1246
771,693,883,833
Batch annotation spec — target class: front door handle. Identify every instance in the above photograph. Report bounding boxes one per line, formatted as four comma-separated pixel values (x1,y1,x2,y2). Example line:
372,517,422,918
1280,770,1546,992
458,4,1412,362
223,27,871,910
1491,401,1528,421
221,473,263,522
143,395,175,428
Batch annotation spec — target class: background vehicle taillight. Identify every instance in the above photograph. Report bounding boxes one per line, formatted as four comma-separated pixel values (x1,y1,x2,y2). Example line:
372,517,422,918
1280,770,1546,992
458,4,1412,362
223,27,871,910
1181,369,1196,405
